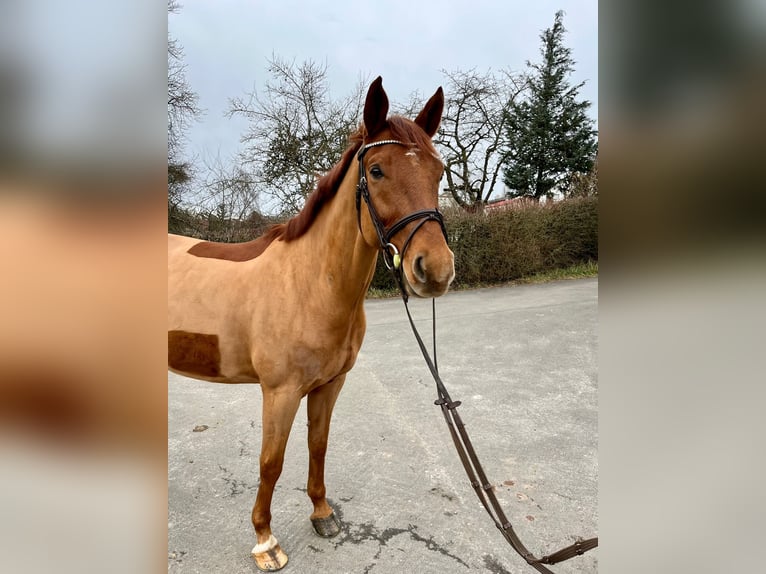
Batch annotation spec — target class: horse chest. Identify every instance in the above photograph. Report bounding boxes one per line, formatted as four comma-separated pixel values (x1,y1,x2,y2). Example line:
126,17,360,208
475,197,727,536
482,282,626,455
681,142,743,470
250,306,365,389
293,322,364,380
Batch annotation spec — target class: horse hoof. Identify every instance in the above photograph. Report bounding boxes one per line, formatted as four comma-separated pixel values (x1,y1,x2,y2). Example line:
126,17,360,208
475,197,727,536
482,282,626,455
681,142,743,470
252,536,289,571
311,512,341,538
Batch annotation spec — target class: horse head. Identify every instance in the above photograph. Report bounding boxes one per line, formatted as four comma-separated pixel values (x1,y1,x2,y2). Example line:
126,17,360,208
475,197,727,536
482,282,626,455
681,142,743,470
357,77,455,298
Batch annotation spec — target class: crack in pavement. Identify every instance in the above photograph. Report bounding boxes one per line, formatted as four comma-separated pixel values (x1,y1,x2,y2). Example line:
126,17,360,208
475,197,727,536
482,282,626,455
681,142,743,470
330,501,469,569
217,464,257,497
482,554,512,574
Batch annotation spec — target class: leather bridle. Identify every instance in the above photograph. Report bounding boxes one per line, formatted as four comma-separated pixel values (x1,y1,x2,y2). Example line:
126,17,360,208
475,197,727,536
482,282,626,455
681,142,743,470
355,139,447,300
356,138,598,572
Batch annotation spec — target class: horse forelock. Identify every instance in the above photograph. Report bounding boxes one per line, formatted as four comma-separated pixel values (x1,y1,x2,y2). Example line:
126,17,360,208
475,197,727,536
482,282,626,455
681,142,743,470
386,115,439,158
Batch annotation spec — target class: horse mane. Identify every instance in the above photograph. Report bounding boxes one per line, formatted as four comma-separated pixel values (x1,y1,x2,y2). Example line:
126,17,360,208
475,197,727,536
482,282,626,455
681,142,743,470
185,117,436,262
277,129,365,242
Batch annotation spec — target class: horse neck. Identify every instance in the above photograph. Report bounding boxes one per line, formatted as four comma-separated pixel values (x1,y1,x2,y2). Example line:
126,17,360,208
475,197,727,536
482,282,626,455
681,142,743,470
301,164,379,308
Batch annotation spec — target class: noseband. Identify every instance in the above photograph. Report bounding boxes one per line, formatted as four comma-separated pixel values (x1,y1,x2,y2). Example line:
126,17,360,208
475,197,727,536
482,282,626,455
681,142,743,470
355,140,448,287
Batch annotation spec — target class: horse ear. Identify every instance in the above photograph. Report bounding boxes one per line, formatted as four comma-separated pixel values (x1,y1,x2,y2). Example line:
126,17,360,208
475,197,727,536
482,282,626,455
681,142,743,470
414,86,444,137
364,76,389,137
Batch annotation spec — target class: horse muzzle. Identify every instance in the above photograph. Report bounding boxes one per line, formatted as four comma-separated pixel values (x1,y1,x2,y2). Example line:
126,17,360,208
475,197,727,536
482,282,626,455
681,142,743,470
403,246,455,298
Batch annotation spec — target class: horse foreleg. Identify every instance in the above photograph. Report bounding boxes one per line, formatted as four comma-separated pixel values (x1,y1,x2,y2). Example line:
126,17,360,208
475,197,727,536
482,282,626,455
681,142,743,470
251,388,301,571
306,374,346,538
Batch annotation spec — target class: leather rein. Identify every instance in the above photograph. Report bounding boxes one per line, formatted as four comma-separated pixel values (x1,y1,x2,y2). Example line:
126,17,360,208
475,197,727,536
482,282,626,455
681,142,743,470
355,139,598,572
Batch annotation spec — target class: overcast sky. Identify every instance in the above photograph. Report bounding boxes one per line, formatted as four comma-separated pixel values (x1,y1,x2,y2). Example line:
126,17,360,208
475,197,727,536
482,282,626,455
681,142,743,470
169,0,597,167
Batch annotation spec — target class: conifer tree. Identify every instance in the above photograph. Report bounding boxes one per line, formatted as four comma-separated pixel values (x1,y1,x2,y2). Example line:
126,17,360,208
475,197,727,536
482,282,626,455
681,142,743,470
503,11,597,200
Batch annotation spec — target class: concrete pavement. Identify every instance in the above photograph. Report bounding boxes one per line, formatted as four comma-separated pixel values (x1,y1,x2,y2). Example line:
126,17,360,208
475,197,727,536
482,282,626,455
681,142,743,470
168,278,598,573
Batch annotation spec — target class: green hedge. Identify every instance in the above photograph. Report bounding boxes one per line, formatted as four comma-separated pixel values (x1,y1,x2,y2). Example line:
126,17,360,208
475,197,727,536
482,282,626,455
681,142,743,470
371,197,598,291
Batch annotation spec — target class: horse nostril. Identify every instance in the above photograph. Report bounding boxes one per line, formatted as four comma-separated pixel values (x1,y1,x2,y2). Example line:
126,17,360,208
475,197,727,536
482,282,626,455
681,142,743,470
413,255,427,283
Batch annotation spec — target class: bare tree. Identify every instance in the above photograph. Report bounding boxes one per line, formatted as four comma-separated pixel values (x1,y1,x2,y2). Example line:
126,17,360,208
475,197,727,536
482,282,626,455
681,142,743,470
229,57,367,214
168,0,201,231
187,156,270,242
437,68,526,211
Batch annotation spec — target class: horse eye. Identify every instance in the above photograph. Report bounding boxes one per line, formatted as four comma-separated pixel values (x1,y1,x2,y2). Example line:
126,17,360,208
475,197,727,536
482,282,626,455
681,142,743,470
369,165,384,179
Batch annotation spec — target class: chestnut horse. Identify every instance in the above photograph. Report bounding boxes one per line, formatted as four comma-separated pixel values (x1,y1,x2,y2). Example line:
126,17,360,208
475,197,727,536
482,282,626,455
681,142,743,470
168,77,454,570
